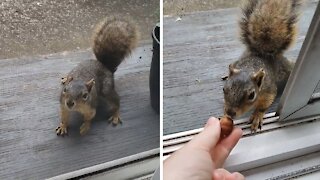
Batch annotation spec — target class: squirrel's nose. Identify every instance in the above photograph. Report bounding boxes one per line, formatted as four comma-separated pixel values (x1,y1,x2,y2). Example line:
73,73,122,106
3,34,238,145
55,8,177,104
66,100,75,108
226,109,236,118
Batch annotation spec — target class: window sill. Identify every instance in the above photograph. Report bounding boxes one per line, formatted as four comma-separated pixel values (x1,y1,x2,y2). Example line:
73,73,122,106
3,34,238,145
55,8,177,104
163,114,320,177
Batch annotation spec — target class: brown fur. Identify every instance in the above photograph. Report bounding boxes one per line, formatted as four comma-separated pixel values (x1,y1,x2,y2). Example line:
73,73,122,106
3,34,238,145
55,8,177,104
92,16,139,73
109,109,121,125
56,105,69,135
56,17,138,136
250,92,276,131
76,102,96,135
240,0,301,57
223,0,301,131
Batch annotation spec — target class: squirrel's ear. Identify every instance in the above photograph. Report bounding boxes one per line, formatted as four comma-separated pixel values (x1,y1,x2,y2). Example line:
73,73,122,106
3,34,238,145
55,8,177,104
61,76,73,85
229,64,240,76
252,68,265,88
86,79,95,92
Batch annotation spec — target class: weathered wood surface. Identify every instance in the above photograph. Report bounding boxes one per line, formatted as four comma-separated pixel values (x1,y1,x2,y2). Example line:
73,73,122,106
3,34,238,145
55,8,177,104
163,1,318,135
0,44,159,179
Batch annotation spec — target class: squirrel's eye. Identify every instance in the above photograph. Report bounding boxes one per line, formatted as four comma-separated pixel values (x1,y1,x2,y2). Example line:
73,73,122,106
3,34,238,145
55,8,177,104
63,88,67,93
82,93,88,100
248,91,255,101
223,87,226,93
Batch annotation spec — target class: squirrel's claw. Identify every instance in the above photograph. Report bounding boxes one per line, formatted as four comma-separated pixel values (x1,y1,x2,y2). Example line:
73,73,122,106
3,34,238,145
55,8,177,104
258,122,263,130
56,124,68,136
61,76,68,85
249,113,264,133
80,123,90,136
108,115,122,126
221,75,228,81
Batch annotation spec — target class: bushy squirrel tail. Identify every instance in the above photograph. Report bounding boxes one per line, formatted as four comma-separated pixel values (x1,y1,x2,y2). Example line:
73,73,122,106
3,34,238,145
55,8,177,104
240,0,302,57
92,17,139,72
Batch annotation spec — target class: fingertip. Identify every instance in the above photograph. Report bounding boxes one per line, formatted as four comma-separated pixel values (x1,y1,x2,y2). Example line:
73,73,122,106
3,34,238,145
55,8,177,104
188,117,221,151
231,172,245,180
220,126,242,144
208,117,219,123
213,169,228,180
206,117,220,126
233,127,243,138
205,117,221,137
212,171,223,179
222,126,242,146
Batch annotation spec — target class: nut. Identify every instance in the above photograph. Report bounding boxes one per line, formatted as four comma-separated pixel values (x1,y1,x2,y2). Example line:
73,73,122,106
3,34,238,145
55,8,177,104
220,116,234,138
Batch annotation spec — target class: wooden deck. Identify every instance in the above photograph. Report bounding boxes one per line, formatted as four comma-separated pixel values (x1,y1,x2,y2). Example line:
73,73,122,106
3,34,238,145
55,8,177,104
163,1,318,135
0,44,159,179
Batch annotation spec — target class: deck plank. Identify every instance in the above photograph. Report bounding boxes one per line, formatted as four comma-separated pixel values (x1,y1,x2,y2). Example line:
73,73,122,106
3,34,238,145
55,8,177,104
163,1,318,135
0,44,159,179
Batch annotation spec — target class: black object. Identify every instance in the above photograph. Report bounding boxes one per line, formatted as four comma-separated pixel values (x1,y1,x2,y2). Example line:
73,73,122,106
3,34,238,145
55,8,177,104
150,23,160,114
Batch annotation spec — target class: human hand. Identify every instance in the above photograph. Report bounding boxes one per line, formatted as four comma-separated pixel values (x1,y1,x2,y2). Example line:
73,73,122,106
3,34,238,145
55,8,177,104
163,117,244,180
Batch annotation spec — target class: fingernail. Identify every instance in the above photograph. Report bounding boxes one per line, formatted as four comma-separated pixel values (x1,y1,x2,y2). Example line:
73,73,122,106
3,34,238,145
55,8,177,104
205,121,210,128
205,119,212,128
205,117,219,127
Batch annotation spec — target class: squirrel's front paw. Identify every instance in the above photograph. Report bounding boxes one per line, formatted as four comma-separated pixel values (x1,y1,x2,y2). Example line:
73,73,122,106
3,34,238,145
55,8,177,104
108,114,122,126
61,76,68,85
221,75,229,81
80,123,91,135
249,113,264,132
56,123,68,136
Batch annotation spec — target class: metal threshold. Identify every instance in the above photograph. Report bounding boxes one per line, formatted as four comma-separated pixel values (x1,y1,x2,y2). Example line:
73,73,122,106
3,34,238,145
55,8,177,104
47,148,159,180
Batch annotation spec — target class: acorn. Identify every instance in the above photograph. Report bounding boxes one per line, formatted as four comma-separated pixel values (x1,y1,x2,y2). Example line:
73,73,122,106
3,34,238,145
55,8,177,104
220,116,234,138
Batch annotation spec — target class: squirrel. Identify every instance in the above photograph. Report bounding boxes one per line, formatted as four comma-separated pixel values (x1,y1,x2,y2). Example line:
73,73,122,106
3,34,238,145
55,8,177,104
223,0,301,132
56,17,138,136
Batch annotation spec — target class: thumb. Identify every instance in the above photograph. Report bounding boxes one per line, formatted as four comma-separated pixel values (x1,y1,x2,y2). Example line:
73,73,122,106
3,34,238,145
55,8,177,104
187,117,221,151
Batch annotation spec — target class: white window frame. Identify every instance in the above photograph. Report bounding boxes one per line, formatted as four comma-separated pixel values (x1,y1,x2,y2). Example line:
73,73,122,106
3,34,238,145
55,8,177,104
277,1,320,121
